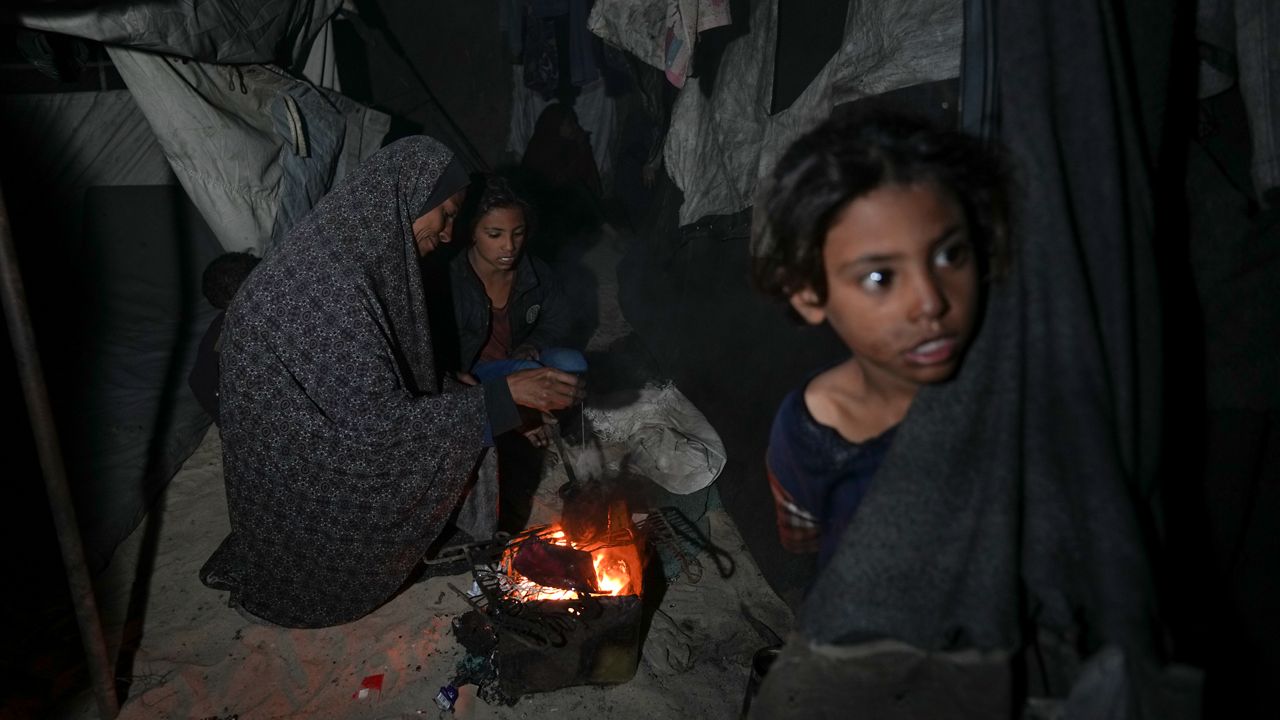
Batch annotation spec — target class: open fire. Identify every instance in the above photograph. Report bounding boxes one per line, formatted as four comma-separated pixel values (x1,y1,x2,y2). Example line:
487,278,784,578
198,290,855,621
449,499,648,700
502,527,639,601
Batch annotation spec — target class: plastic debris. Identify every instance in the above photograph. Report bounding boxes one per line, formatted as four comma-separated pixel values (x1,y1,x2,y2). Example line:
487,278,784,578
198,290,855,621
352,673,384,700
435,684,459,710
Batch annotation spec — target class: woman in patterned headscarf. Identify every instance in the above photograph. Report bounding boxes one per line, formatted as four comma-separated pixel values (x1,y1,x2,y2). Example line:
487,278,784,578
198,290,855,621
200,136,583,628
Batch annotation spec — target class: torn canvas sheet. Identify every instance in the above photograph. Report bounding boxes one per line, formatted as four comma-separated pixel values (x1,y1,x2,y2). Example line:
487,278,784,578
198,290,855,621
107,47,389,254
661,0,961,224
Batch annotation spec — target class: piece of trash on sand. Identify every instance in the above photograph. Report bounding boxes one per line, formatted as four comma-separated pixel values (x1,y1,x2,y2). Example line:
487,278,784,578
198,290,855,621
352,673,384,700
435,684,459,710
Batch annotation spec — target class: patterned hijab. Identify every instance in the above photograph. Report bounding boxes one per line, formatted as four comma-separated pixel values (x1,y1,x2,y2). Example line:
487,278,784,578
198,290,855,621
273,136,467,393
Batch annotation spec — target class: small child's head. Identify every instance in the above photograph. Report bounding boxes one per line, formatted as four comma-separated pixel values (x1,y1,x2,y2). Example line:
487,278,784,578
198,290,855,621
201,251,261,310
464,174,535,272
751,110,1010,391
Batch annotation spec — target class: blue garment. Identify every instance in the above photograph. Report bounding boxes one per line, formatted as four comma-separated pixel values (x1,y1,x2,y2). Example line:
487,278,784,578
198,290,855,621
766,386,897,570
473,347,588,445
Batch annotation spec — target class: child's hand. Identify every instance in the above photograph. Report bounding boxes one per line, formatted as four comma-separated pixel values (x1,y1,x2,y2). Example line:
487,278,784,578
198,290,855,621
507,368,584,412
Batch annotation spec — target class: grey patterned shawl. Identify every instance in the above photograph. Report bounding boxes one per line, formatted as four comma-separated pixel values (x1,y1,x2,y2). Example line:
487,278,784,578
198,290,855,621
202,137,483,628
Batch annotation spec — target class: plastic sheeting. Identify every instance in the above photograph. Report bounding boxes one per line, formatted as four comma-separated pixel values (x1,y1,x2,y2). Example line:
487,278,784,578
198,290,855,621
107,47,390,254
590,0,962,224
12,0,343,67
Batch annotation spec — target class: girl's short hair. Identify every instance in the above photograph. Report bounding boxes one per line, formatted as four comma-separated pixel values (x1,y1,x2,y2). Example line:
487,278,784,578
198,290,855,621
463,173,536,241
751,109,1011,303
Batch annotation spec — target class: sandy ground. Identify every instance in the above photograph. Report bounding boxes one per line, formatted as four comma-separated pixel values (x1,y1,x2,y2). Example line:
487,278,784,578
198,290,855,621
63,236,794,719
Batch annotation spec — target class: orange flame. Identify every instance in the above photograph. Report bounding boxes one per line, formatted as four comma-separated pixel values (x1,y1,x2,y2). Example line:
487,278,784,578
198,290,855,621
506,527,636,601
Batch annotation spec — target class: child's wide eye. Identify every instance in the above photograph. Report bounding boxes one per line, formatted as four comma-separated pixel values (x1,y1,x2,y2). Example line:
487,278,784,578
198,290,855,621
859,269,894,292
935,239,972,268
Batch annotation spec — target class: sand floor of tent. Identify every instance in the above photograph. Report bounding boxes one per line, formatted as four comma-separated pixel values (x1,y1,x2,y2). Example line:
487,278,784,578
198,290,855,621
65,236,794,719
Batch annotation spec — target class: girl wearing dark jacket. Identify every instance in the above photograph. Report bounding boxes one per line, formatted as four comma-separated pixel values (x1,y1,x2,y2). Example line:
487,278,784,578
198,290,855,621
450,175,586,445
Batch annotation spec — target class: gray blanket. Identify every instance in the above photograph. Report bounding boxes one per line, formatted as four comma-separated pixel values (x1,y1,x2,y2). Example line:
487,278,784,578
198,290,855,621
801,0,1163,677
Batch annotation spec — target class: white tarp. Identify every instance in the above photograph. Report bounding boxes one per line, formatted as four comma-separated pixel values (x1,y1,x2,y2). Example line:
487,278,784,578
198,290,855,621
107,47,389,255
590,0,963,224
15,0,385,254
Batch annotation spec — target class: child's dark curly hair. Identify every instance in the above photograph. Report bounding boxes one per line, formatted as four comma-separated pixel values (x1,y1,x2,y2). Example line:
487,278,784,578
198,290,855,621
461,173,536,242
751,110,1011,303
201,251,260,310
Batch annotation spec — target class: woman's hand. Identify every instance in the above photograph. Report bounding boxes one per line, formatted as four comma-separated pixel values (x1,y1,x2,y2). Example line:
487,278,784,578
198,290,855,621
506,367,584,412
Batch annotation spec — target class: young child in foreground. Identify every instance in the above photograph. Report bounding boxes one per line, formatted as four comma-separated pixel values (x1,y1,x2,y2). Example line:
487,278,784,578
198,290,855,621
751,111,1011,571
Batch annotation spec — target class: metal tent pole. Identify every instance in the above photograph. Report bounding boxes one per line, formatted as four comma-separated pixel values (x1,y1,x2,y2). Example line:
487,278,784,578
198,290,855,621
0,183,119,718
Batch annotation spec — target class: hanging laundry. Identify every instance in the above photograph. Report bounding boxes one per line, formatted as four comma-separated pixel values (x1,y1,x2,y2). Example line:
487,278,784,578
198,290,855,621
588,0,731,89
662,0,731,88
522,0,601,99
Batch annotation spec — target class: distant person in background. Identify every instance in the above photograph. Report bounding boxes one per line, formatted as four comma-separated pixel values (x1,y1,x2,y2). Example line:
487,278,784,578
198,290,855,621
188,251,261,425
521,103,603,237
450,174,585,447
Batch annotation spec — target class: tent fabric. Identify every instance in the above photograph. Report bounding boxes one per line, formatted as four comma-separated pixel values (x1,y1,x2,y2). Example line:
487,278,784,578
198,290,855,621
106,47,390,255
0,91,173,196
0,92,217,572
1196,0,1280,199
591,0,962,225
75,186,225,573
758,0,1177,712
587,0,669,72
301,20,342,91
11,0,343,68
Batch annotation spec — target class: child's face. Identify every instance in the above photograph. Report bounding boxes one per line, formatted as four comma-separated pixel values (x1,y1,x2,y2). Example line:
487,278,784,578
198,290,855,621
469,205,527,273
789,182,979,397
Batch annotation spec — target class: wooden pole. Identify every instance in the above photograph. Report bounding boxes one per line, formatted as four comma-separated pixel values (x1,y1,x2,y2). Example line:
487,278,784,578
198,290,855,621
0,183,119,718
